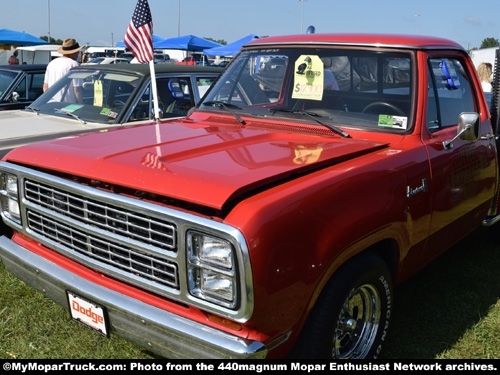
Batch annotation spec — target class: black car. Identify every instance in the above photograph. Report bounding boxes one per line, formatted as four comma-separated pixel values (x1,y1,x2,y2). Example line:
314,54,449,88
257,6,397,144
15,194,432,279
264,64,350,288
0,64,46,110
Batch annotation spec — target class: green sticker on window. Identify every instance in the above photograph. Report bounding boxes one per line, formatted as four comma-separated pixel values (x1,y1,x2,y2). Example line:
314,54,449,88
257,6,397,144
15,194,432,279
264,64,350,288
378,114,407,129
61,104,83,112
378,115,393,126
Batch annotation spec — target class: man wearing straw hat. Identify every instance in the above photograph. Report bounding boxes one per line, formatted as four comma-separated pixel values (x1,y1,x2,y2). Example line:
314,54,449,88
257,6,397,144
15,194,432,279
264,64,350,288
43,38,84,103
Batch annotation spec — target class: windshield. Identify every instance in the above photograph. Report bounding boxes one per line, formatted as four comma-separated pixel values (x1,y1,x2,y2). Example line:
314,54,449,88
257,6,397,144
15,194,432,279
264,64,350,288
28,68,147,124
27,67,219,124
201,47,414,132
0,70,18,99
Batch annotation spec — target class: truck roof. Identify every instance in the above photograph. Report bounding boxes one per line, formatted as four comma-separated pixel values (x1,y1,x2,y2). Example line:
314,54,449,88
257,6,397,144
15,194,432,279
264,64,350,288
75,63,222,75
246,33,465,51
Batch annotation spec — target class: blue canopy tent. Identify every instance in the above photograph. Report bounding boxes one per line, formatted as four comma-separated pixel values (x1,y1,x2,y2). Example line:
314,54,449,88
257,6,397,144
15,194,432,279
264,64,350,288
0,29,48,49
153,34,221,51
116,34,165,48
203,34,259,57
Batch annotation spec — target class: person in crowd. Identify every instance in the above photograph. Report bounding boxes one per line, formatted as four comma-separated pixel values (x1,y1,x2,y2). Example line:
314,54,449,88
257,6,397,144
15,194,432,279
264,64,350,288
43,38,84,103
8,50,19,65
477,62,493,92
324,69,339,90
80,51,90,64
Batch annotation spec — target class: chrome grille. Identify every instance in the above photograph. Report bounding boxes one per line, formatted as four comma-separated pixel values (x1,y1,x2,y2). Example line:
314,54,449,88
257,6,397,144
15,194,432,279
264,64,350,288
24,178,180,290
25,179,176,251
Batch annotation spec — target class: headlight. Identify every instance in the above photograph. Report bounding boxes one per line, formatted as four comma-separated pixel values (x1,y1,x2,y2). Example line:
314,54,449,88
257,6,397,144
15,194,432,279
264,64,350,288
187,230,238,309
0,173,21,224
196,235,233,269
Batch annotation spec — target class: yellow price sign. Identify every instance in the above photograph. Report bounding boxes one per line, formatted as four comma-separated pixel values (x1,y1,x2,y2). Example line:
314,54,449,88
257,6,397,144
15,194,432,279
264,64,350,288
93,80,103,107
292,55,325,101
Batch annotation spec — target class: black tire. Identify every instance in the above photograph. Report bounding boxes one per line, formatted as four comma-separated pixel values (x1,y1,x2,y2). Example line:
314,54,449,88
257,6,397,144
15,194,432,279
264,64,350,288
289,252,393,359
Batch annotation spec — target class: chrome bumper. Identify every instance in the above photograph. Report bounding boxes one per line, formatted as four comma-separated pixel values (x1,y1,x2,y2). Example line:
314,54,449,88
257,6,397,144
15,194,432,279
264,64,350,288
0,235,268,359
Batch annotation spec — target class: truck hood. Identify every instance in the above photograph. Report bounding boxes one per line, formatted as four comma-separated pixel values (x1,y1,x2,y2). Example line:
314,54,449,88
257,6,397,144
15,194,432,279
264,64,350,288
5,115,389,210
0,110,119,156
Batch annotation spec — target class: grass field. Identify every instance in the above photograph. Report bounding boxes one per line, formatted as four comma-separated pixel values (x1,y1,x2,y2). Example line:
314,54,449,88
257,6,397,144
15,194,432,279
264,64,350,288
1,226,499,359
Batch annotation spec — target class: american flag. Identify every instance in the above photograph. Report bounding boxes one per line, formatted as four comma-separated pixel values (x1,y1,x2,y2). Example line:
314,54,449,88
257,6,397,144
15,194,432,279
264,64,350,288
124,0,153,63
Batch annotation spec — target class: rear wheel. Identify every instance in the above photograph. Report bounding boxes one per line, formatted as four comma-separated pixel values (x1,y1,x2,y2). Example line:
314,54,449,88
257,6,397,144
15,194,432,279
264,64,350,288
290,252,392,359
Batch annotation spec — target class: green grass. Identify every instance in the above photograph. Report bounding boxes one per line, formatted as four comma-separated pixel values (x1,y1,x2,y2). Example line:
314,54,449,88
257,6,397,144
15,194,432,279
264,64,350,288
1,226,499,359
381,226,500,359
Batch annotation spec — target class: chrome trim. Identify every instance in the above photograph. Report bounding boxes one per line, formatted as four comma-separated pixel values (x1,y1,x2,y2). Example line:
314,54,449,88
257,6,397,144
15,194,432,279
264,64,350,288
0,236,267,359
0,161,253,322
245,41,465,51
482,214,500,226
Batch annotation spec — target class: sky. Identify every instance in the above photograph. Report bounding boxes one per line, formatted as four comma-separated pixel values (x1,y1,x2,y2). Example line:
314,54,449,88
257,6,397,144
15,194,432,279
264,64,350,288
2,0,498,50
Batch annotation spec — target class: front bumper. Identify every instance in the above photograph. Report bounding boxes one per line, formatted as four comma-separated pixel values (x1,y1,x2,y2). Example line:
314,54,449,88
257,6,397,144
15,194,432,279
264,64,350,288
0,235,268,359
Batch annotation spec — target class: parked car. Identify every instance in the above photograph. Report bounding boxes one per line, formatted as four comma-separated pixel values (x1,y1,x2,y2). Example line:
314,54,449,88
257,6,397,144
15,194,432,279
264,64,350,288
175,55,209,66
213,59,231,68
83,57,131,65
0,64,46,110
0,63,222,158
154,53,173,64
119,52,135,62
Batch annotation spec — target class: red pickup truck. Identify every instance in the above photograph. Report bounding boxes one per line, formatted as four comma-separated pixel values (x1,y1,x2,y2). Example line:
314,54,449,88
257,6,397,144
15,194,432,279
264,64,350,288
1,33,499,359
176,55,202,65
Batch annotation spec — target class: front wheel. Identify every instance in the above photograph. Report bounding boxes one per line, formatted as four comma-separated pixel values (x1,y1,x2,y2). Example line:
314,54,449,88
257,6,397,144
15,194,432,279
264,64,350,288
289,252,393,359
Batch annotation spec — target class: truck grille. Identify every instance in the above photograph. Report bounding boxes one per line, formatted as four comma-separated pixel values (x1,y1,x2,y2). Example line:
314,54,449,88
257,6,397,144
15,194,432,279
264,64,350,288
23,178,180,291
25,180,176,251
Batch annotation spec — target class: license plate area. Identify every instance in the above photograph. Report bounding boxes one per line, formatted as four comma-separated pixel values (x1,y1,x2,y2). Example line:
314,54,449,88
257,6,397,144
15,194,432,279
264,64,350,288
66,291,109,337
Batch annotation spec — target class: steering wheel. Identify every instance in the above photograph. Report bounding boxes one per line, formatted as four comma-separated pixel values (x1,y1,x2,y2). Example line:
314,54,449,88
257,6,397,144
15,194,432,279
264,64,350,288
362,102,405,116
113,99,126,108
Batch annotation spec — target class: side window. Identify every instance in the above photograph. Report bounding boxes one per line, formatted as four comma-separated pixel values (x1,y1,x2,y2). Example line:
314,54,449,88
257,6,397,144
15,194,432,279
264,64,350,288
428,57,475,129
383,57,411,95
155,77,195,118
27,72,45,100
13,76,27,99
196,76,217,100
173,78,194,115
12,73,44,101
330,56,356,92
351,55,411,95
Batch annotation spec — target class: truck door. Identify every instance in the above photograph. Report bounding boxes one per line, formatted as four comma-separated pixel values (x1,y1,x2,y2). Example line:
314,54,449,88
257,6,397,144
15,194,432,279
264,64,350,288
423,55,497,249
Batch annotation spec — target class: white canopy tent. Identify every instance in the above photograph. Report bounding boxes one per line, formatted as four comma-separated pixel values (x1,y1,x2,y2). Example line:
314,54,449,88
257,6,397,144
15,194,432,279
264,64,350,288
15,44,61,64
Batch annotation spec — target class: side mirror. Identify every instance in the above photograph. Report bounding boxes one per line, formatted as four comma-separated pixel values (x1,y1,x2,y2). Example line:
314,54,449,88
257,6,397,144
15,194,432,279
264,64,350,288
457,112,480,141
443,112,480,149
11,92,20,102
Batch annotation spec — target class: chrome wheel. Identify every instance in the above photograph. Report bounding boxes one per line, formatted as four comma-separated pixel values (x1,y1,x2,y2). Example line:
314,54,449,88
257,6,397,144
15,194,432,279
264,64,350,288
333,284,381,359
289,252,392,359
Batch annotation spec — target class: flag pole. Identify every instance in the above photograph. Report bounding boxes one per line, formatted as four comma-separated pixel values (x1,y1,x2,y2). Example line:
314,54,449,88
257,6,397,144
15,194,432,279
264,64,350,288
124,0,158,121
149,60,160,122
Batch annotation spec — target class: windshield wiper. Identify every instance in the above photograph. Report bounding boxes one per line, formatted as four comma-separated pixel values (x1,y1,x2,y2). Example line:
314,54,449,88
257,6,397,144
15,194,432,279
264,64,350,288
25,106,40,114
203,101,246,125
55,108,86,124
270,108,350,138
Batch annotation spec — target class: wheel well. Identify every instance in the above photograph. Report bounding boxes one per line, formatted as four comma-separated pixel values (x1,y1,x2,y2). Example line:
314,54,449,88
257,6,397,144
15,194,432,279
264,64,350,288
282,238,400,358
288,244,396,359
363,238,399,281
